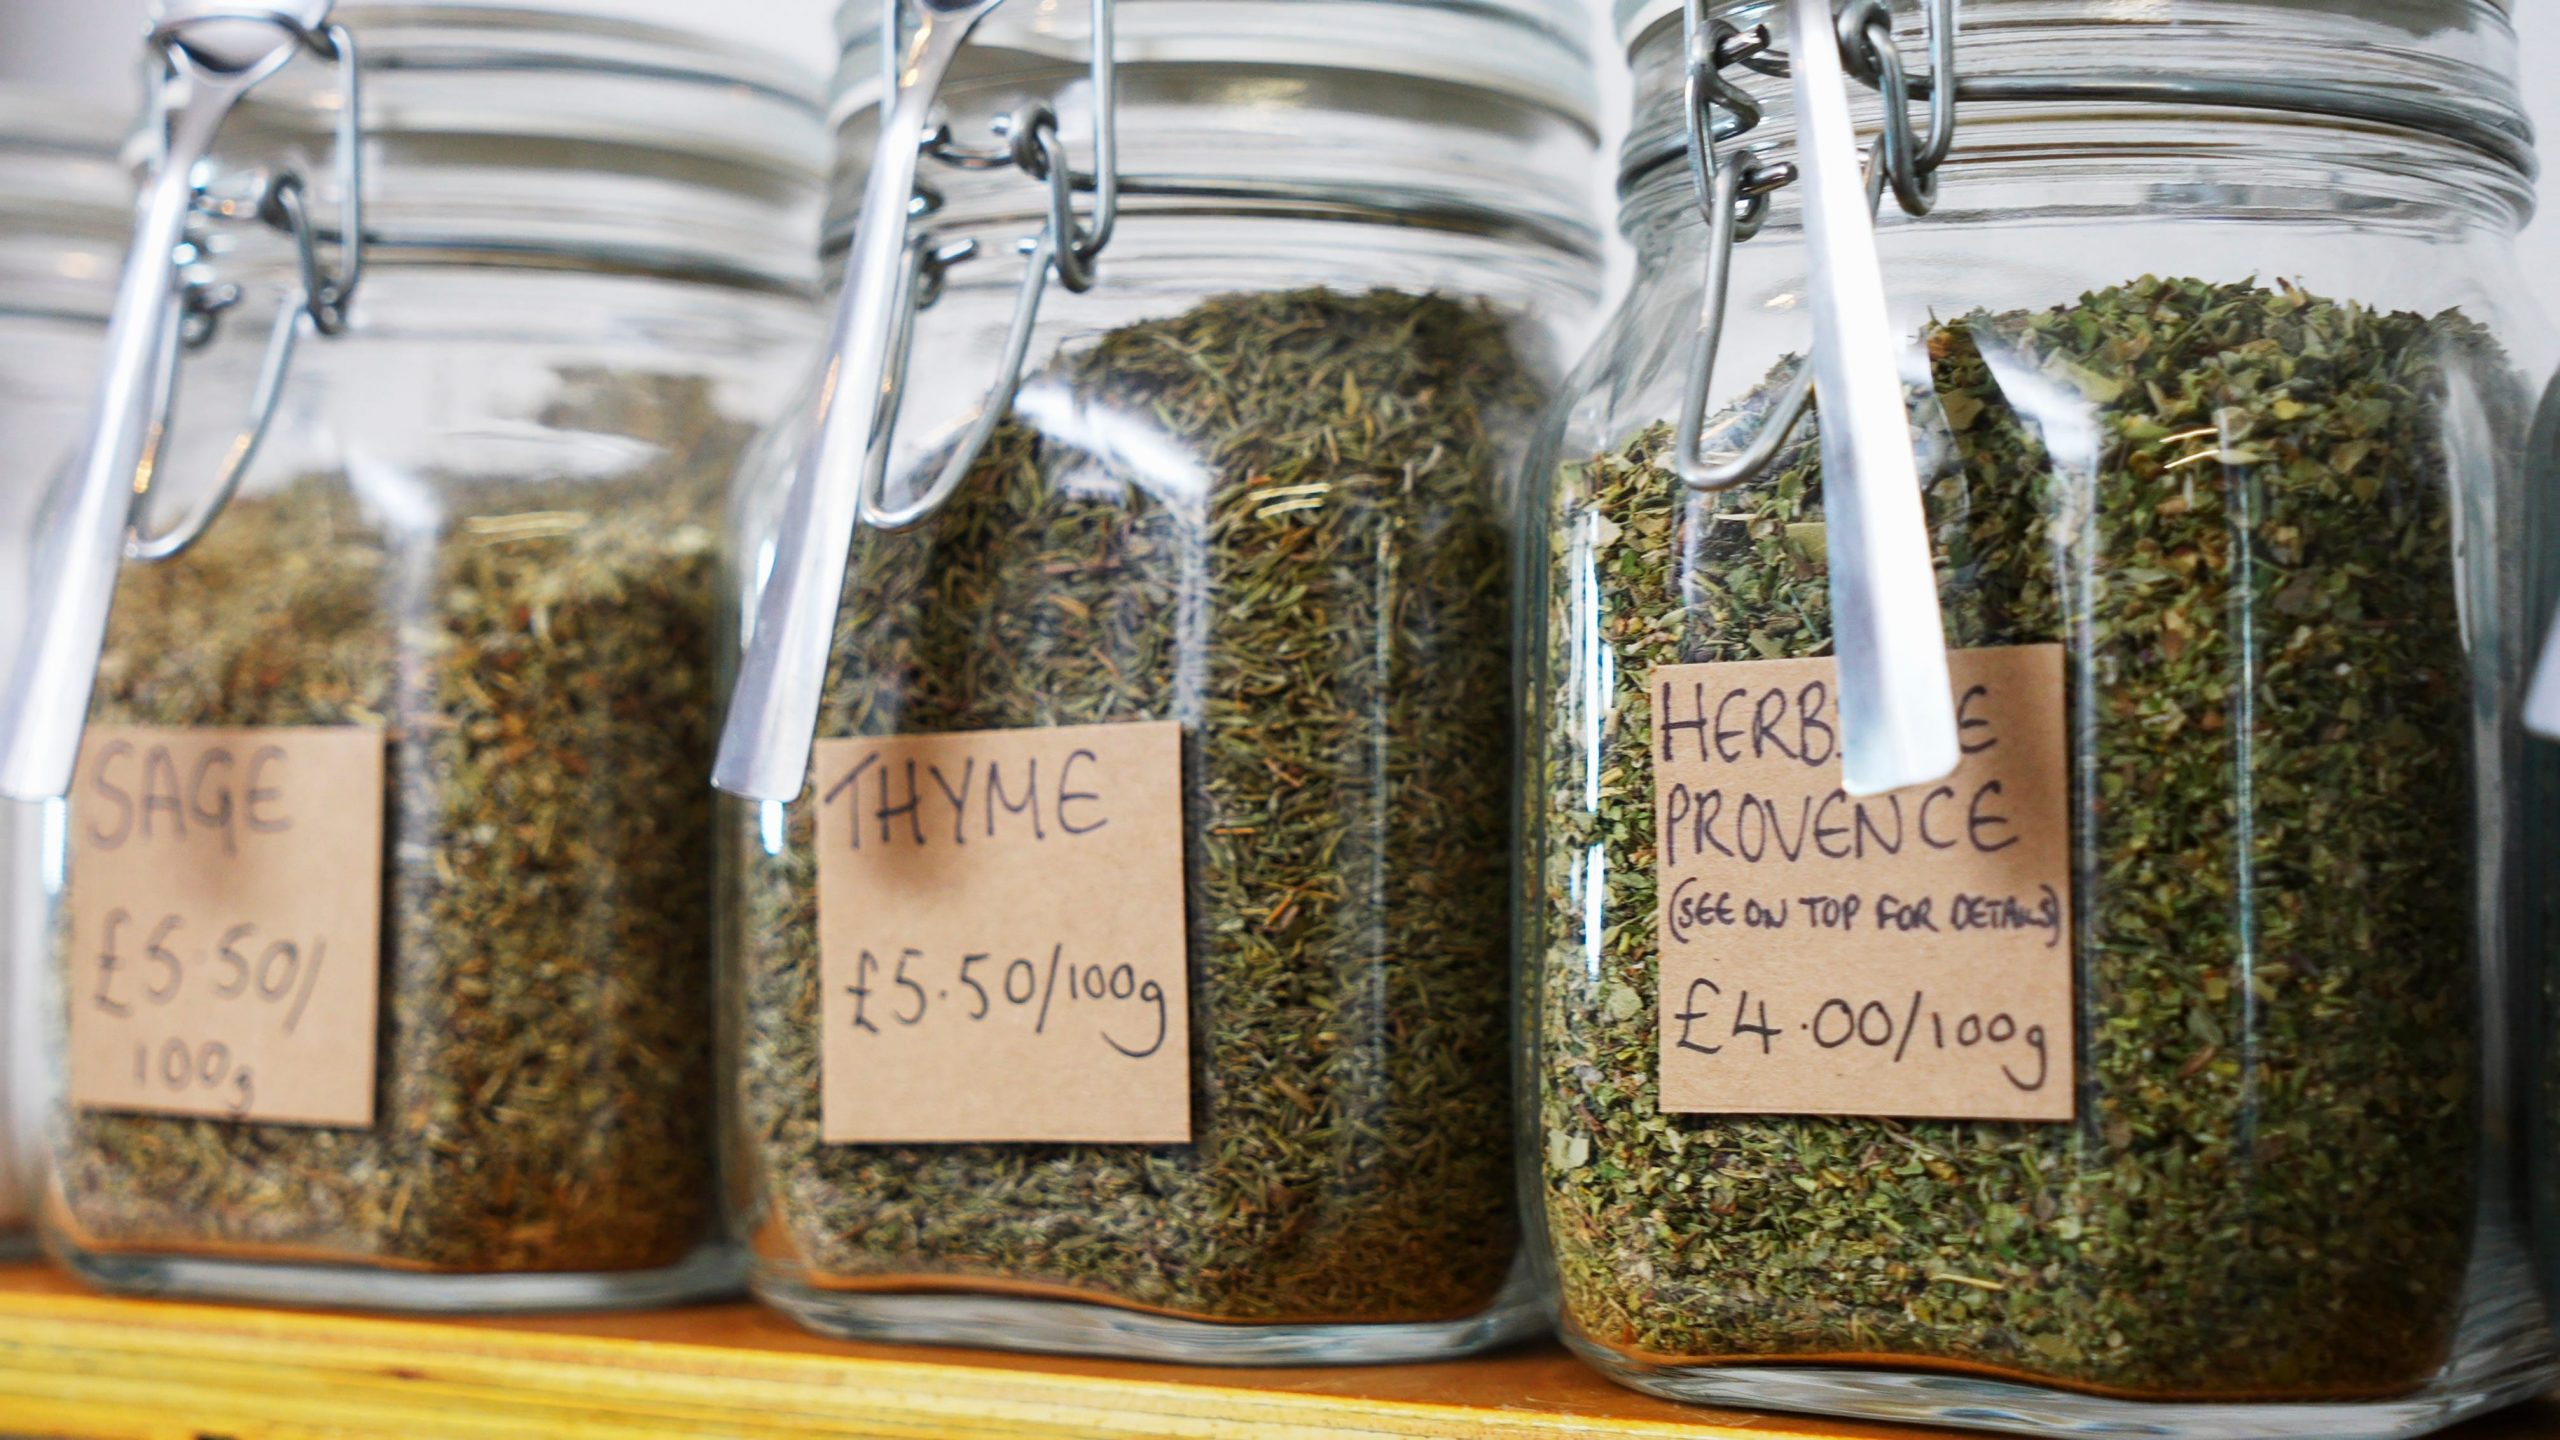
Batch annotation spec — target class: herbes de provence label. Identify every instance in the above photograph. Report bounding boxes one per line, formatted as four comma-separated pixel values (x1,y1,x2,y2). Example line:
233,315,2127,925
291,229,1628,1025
1650,645,2075,1121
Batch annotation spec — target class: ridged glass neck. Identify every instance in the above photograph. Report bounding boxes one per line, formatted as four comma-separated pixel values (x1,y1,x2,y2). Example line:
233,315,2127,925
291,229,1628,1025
1619,0,2533,248
1621,0,2525,110
824,57,1601,264
0,96,128,326
833,0,1601,127
198,7,828,292
824,0,1604,260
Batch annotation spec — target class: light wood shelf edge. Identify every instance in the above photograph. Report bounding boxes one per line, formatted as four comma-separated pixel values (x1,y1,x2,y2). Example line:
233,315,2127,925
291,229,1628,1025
0,1266,2553,1440
0,1266,1886,1440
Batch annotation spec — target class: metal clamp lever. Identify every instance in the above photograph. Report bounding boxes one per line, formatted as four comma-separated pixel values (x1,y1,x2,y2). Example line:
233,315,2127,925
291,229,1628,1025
131,44,365,563
1669,0,1961,796
715,0,1118,803
1767,0,1955,211
1672,0,1951,493
873,100,1111,530
1783,0,1958,796
0,1,358,802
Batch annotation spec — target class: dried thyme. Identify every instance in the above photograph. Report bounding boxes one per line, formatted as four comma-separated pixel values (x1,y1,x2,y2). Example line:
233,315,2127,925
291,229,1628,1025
1533,277,2494,1395
733,287,1533,1322
54,371,738,1275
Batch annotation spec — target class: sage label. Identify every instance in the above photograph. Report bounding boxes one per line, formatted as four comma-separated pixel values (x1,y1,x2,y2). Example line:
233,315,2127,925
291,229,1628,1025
1650,645,2074,1121
66,725,384,1127
814,720,1191,1144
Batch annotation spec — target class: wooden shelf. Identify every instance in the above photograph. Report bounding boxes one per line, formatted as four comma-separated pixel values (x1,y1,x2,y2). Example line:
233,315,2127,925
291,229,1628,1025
0,1265,2551,1440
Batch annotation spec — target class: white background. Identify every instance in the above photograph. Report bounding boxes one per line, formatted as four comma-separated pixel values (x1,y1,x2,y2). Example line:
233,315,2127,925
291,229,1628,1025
3,0,2558,315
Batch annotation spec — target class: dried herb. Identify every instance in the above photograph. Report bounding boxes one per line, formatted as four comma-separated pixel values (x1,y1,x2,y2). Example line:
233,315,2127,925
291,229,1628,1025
53,371,738,1275
734,287,1533,1323
1533,277,2495,1396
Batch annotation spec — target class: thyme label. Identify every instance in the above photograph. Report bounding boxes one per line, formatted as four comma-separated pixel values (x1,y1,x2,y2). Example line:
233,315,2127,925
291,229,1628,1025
812,720,1192,1145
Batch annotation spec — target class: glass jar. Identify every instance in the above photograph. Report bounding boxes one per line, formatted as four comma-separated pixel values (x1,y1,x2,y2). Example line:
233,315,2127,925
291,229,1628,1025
1525,0,2558,1432
0,92,128,1260
718,0,1602,1362
6,4,825,1309
2529,359,2560,1375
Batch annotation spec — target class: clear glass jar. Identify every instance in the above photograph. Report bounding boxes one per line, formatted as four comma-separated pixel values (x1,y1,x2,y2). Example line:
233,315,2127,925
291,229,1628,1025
0,92,128,1261
1525,0,2558,1433
2530,370,2560,1384
20,5,825,1310
719,0,1602,1362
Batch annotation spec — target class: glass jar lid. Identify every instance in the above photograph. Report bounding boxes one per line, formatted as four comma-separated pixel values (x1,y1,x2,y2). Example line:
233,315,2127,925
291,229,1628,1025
0,91,129,324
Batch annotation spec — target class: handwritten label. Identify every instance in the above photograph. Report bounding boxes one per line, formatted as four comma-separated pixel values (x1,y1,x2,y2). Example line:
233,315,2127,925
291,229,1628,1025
67,726,384,1127
1651,646,2074,1121
815,720,1190,1144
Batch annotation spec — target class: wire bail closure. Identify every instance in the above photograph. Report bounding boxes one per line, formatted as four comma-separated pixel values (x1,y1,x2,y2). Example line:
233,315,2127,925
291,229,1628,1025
0,1,364,802
1672,0,1951,493
1672,0,1962,797
879,87,1118,529
715,0,1120,803
131,17,365,562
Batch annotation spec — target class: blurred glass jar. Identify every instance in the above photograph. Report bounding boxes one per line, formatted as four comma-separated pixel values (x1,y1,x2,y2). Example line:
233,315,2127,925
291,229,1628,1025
718,0,1602,1362
0,91,128,1260
12,2,824,1309
1523,0,2557,1433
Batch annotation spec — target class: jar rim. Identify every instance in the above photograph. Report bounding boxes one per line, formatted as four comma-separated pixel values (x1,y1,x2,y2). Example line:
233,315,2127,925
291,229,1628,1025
823,42,1603,265
1617,72,2539,198
1612,0,2516,57
199,4,830,290
818,177,1604,265
1616,0,2536,197
0,91,129,170
334,0,832,74
832,0,1601,130
248,5,830,177
0,88,131,322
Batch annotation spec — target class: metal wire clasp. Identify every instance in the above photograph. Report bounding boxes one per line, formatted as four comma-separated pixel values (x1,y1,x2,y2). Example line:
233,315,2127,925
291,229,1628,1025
715,0,1121,803
130,15,366,561
1672,0,1953,493
881,79,1119,527
0,1,364,802
1671,0,1964,798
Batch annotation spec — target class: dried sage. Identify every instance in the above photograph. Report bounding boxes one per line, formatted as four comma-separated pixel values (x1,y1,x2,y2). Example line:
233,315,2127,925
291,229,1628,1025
54,371,737,1275
734,287,1533,1323
1534,277,2499,1395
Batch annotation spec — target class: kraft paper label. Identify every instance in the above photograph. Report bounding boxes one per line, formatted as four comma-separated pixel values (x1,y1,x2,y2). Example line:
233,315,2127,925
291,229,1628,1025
815,720,1192,1144
67,726,385,1127
1651,645,2075,1121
